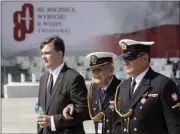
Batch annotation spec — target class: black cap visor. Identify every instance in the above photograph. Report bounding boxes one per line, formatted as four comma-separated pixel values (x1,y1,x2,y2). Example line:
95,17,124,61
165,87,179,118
119,52,146,61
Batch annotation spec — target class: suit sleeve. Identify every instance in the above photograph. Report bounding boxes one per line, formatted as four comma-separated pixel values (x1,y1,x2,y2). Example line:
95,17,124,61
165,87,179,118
69,74,89,121
53,74,89,129
37,76,42,134
161,79,180,134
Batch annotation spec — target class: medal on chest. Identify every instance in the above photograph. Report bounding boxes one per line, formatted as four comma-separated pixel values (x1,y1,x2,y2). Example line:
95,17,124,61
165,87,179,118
140,98,147,104
141,92,148,104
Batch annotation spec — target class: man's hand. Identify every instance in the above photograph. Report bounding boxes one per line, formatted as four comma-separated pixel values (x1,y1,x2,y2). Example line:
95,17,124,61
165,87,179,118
63,104,74,120
37,115,51,128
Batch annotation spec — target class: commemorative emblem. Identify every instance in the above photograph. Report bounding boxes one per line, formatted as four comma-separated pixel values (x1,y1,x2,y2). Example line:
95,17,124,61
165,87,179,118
121,42,127,50
171,92,178,102
142,92,148,98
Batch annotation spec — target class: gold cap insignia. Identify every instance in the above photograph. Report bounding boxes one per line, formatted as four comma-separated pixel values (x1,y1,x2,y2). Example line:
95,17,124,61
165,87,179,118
90,55,98,65
121,42,127,50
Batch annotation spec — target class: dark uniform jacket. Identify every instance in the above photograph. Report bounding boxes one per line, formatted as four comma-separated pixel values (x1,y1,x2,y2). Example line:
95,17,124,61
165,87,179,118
38,64,88,134
113,67,180,134
88,76,121,134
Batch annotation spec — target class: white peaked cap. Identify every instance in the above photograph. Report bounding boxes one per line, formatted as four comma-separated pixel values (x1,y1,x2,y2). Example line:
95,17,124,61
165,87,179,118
84,52,117,68
119,39,154,47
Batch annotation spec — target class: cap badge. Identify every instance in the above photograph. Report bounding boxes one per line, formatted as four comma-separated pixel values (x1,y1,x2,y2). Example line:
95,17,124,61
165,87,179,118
121,42,127,50
90,55,98,65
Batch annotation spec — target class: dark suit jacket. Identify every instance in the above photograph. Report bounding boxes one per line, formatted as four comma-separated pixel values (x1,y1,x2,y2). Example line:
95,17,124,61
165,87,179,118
37,64,88,134
90,76,121,134
113,67,180,134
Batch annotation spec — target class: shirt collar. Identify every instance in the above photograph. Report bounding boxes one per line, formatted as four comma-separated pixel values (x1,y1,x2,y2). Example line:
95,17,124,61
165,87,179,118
49,62,64,76
132,67,149,84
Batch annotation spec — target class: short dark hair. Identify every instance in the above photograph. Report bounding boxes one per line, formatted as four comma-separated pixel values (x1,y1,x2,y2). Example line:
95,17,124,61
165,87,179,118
40,36,65,56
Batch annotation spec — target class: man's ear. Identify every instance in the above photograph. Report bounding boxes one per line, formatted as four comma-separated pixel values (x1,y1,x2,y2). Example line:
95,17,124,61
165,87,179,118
58,51,63,57
143,54,149,63
110,64,114,73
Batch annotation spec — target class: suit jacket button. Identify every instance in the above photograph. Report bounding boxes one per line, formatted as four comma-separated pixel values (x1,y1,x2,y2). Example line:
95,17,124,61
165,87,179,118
123,128,127,132
93,108,96,111
124,118,127,122
134,117,137,120
134,128,137,132
106,119,109,123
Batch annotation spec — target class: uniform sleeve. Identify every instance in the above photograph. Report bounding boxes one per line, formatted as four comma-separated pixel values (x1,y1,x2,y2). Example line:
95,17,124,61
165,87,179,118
161,79,180,134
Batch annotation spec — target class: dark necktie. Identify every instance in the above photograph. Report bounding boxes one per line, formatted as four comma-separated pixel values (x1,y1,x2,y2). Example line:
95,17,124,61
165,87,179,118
46,73,53,109
130,79,136,97
100,89,105,104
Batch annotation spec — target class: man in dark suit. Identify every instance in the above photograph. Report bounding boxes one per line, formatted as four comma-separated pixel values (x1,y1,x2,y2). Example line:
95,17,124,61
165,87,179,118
63,52,121,134
37,36,88,134
113,39,180,134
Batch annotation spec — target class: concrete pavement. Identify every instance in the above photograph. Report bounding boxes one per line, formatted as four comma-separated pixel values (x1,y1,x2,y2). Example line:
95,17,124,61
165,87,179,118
2,98,95,133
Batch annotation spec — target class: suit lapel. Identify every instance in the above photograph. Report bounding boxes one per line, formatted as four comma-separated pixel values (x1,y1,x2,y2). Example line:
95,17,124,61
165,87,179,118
128,68,154,109
119,78,132,112
93,84,101,99
46,64,68,113
92,83,101,113
128,78,150,109
103,76,120,109
41,72,49,112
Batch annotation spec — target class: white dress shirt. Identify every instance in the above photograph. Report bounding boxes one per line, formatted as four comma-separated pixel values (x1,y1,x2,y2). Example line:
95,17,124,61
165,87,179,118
131,67,149,93
48,62,64,131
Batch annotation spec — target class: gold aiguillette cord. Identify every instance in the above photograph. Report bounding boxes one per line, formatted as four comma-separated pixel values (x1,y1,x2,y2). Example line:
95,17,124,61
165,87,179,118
87,83,104,122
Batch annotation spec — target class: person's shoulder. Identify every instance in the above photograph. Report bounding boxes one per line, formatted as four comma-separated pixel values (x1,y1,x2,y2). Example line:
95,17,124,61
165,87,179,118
65,66,84,81
113,75,122,84
119,77,131,86
151,70,176,88
40,71,49,79
66,67,80,76
154,71,173,83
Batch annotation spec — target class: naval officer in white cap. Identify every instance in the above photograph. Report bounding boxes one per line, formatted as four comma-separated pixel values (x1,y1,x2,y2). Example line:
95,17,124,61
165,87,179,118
113,39,180,134
63,52,122,134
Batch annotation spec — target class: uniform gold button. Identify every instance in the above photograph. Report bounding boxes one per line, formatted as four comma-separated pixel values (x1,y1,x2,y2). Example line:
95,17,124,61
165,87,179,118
134,117,137,120
134,128,137,132
124,128,127,132
124,118,127,121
